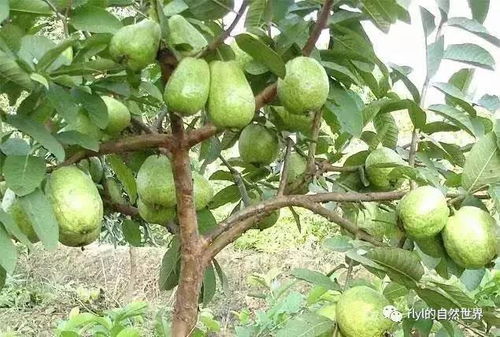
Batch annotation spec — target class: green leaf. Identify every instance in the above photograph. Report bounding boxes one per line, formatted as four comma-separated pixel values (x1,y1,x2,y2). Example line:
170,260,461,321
360,0,399,33
70,6,123,33
276,312,333,337
460,269,485,291
0,224,17,274
291,268,339,291
7,115,65,161
235,33,285,78
0,138,30,156
162,0,188,16
199,137,221,166
197,208,217,235
0,50,32,89
8,0,51,15
56,131,100,152
106,155,137,204
447,17,499,47
37,36,78,72
72,89,109,129
420,7,436,37
421,121,460,134
0,209,32,247
116,327,141,337
323,235,354,252
0,0,9,23
245,0,269,29
373,112,398,149
208,184,241,209
159,237,181,291
478,94,500,113
467,0,489,23
51,59,121,76
3,155,46,196
436,0,449,19
366,247,424,289
383,282,409,302
324,85,363,138
432,82,475,116
379,99,426,128
19,188,59,250
390,64,421,103
427,36,444,79
0,266,5,290
202,264,217,306
122,220,141,247
428,104,482,137
488,184,500,210
47,84,80,124
462,132,500,192
443,43,495,70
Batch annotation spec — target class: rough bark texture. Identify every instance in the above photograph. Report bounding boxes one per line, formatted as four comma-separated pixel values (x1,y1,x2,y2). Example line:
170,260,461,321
170,115,207,336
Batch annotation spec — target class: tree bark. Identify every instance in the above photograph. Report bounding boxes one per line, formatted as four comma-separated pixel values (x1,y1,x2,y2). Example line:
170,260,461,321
170,115,207,336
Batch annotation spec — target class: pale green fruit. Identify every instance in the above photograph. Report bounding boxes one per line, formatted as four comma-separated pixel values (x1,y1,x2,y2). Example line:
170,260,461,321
109,19,161,71
7,199,38,243
443,206,497,269
78,157,103,183
104,178,126,205
336,286,393,337
193,172,213,210
136,155,176,208
164,57,210,116
277,56,329,115
286,152,307,184
248,191,280,230
230,41,253,69
365,147,406,190
47,166,103,247
208,61,255,129
137,198,176,224
166,15,208,57
271,106,313,135
415,236,445,258
238,124,279,166
398,186,449,239
101,96,130,136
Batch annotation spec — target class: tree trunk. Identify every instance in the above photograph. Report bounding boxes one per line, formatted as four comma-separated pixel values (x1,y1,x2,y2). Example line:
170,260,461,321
170,115,206,336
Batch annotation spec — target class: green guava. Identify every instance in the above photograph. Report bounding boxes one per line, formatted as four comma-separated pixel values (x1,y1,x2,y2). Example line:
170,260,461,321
336,286,393,337
47,166,103,247
184,0,234,20
193,172,214,210
109,19,160,72
166,15,208,57
238,124,279,166
208,60,255,129
78,157,104,183
415,235,445,258
137,198,176,224
442,206,497,269
277,56,329,115
62,111,103,140
271,106,313,135
286,152,307,184
136,155,177,208
101,96,130,136
365,147,406,190
247,191,280,230
104,178,126,205
164,57,210,116
7,199,38,243
398,186,449,239
230,41,253,70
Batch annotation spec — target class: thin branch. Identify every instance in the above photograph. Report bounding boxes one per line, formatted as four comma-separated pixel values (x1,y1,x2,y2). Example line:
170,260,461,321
131,117,154,134
307,109,323,173
219,155,251,206
154,107,169,132
103,199,138,217
316,160,360,173
187,123,219,147
302,0,333,55
254,83,278,111
278,138,293,196
198,0,249,57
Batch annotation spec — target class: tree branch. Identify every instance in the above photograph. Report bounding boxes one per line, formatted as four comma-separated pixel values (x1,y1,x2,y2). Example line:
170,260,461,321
302,0,333,55
198,0,249,57
187,123,219,147
219,155,251,206
278,138,293,196
307,109,323,173
316,160,360,173
131,117,154,134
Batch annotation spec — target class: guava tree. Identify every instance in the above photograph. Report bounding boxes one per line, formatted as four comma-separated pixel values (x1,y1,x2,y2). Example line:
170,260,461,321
0,0,499,336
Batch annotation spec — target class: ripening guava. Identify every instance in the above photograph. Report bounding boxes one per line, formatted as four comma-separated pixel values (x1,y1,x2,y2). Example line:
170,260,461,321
247,191,280,230
101,96,130,136
238,124,279,166
47,166,103,247
286,152,307,184
104,178,126,205
193,172,214,210
137,198,176,224
136,155,176,208
365,147,406,190
397,186,449,239
271,106,314,135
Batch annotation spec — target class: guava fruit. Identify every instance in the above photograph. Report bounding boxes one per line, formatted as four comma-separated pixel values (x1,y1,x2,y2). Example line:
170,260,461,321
136,155,176,208
193,172,213,210
277,56,329,115
336,286,393,337
62,111,103,140
230,41,253,70
415,235,445,258
286,152,307,184
47,166,103,247
248,191,280,230
365,147,406,190
208,61,255,129
137,198,176,224
101,96,130,136
6,199,38,243
166,15,208,57
164,57,210,116
78,157,104,183
397,186,449,239
104,178,126,204
238,124,279,166
271,106,313,135
184,0,234,20
442,206,497,269
109,19,160,71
